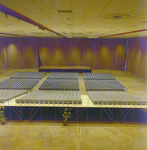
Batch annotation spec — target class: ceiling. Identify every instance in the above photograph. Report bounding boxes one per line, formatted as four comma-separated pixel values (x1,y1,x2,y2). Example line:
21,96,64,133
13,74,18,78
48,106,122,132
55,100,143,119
0,0,147,38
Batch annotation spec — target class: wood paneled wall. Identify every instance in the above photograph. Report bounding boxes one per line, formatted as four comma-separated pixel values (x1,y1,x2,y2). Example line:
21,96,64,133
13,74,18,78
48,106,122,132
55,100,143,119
0,38,38,69
0,37,126,70
126,38,147,80
0,38,7,70
1,37,147,80
39,38,126,69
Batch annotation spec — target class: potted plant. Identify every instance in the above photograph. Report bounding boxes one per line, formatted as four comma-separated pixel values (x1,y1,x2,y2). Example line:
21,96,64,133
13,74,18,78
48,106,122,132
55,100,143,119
0,106,7,125
62,108,72,126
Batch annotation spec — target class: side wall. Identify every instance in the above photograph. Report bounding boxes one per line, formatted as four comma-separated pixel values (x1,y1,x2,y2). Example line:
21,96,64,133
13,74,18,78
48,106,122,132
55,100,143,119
0,38,126,70
126,38,147,80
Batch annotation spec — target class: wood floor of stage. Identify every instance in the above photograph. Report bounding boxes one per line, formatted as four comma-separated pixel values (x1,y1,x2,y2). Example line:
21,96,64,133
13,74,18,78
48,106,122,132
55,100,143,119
38,65,92,73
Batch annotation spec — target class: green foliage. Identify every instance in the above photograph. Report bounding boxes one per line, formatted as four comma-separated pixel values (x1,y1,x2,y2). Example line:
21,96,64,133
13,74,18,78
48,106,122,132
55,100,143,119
62,108,72,122
0,106,7,123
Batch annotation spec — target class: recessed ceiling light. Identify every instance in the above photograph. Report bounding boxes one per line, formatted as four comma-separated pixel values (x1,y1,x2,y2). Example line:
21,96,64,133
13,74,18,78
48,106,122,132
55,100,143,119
58,10,72,13
67,24,72,27
104,14,131,19
64,18,71,20
6,23,12,25
141,21,147,23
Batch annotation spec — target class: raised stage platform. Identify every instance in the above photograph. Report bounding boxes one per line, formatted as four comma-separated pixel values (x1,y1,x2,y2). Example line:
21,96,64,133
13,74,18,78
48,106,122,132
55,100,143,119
38,66,92,73
0,69,147,123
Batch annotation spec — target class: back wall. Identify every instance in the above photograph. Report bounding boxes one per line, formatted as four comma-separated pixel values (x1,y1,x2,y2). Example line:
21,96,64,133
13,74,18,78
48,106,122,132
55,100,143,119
0,37,127,70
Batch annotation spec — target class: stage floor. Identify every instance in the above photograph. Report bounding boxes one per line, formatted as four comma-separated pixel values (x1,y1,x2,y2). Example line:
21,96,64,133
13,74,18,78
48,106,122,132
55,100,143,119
38,65,92,73
0,69,147,108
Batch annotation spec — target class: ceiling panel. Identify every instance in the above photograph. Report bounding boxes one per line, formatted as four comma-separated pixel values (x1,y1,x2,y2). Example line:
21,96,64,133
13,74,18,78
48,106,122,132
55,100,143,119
51,1,71,10
0,1,20,8
32,1,55,9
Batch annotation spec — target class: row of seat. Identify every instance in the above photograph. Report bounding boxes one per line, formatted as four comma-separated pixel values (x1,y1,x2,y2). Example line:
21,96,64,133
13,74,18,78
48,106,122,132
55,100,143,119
47,72,78,79
10,72,46,79
15,90,82,105
0,79,39,90
39,79,79,90
84,80,127,91
83,73,116,80
0,90,27,103
87,91,146,106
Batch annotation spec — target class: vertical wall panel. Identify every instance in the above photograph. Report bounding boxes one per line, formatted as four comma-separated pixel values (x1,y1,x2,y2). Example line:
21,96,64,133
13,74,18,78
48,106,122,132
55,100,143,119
68,39,81,66
21,38,28,68
5,38,22,69
25,38,38,68
38,38,47,66
92,40,101,69
45,39,68,66
114,45,125,69
100,39,114,69
20,38,38,69
127,38,147,80
0,38,7,70
81,39,97,67
99,39,126,69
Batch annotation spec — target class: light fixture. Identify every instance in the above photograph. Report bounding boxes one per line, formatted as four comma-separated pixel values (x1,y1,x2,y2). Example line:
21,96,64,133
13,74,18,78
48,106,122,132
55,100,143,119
5,13,8,18
104,14,131,19
6,23,12,25
141,21,147,23
67,24,72,26
64,18,71,20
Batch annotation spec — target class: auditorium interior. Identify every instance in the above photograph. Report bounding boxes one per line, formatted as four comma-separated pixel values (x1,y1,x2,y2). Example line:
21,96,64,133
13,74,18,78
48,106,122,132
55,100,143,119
0,0,147,150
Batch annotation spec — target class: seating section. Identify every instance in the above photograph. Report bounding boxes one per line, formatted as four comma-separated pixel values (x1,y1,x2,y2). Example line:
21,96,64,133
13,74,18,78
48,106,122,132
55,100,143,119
87,91,146,106
84,80,126,91
39,79,79,90
83,73,116,80
15,90,82,105
10,72,46,79
0,90,27,103
47,72,78,79
0,79,39,90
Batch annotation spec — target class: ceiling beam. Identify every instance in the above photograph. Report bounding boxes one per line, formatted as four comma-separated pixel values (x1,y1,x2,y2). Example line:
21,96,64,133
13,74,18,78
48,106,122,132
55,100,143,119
0,4,66,38
99,29,147,38
0,32,35,37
